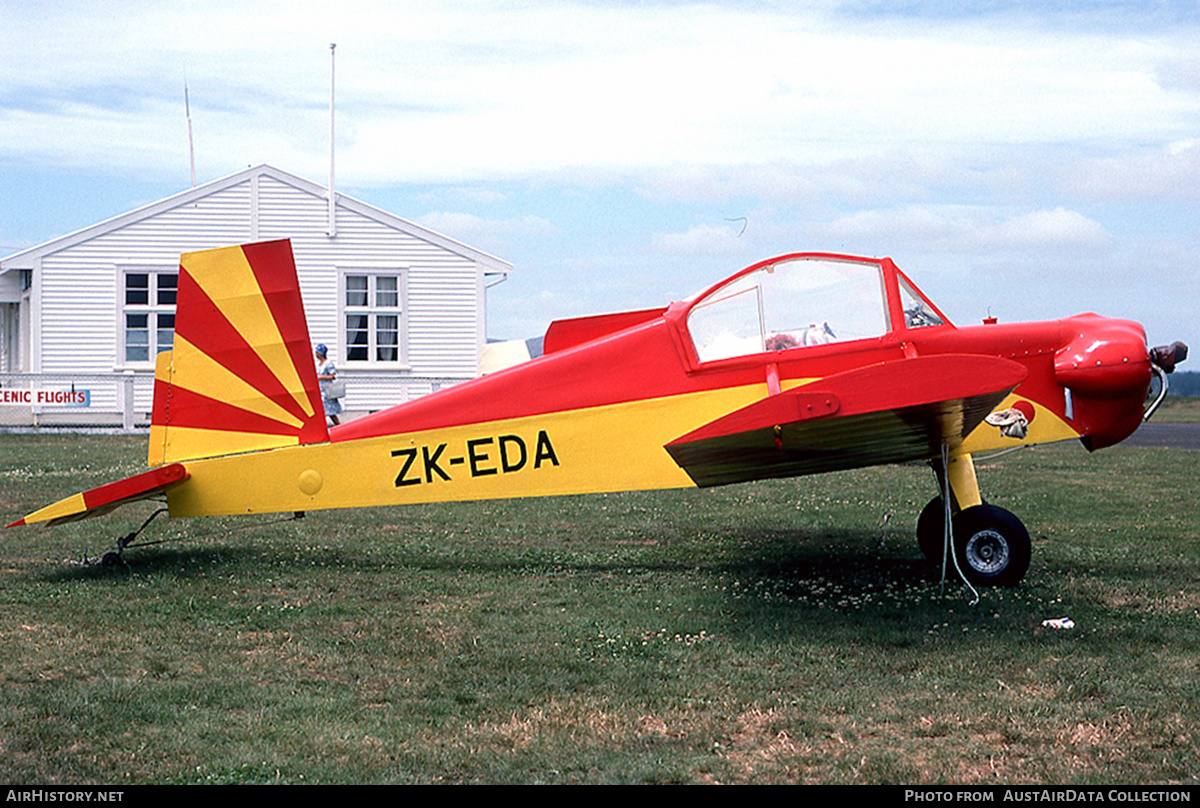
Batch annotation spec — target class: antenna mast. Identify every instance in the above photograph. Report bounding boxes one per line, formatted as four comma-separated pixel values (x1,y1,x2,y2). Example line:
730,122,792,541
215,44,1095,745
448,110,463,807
327,43,337,237
185,81,196,187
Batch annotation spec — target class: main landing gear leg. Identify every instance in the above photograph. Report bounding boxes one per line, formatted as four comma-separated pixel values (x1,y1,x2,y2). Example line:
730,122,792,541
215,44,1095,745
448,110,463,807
916,452,1032,588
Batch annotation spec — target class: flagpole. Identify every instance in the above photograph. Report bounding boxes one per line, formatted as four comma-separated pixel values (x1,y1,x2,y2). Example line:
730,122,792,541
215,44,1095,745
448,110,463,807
328,43,337,237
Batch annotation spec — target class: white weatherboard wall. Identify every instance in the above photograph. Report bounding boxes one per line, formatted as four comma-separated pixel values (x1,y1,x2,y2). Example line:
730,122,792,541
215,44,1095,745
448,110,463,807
1,165,511,423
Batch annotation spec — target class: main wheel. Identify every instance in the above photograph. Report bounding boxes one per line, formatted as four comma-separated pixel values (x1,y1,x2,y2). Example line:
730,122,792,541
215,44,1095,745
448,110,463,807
951,504,1031,588
916,496,948,562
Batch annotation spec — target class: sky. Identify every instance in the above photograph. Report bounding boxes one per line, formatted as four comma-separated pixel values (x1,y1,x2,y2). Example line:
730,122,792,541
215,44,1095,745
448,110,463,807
1,0,1198,357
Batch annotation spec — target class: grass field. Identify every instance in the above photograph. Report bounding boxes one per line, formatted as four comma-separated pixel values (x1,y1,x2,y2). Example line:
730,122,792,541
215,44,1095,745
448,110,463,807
1,432,1197,784
1155,395,1200,423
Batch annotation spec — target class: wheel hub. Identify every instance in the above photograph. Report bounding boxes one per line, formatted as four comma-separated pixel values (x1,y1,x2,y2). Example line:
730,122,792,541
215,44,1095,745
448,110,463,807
965,529,1009,574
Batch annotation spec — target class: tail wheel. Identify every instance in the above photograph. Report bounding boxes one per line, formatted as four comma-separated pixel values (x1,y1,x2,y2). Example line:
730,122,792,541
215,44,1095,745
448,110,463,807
951,504,1031,588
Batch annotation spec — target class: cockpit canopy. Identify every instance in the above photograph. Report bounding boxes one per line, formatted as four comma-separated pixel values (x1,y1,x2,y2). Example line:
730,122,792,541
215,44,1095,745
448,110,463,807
685,255,946,363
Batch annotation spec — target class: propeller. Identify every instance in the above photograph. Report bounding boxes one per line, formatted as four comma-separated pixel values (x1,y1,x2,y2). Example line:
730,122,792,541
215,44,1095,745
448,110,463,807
1144,341,1189,422
1150,341,1188,373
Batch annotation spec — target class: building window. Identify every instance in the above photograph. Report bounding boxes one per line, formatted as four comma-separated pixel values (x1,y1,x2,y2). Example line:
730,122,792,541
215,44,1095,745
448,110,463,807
122,271,177,364
343,273,403,363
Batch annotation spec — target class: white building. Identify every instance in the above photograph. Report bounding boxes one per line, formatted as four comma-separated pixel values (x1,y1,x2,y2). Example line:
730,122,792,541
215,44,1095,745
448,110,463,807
0,164,511,426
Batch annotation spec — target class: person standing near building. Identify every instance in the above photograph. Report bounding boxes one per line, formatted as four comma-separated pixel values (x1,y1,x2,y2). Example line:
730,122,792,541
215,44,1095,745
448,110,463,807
315,343,342,426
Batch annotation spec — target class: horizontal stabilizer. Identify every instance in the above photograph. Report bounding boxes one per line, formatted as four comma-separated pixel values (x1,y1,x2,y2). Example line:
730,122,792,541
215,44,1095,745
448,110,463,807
8,463,189,527
665,354,1027,487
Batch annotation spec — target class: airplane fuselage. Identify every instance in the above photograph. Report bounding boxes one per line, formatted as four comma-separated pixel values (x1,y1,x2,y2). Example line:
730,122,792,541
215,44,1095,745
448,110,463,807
15,245,1175,589
167,263,1152,518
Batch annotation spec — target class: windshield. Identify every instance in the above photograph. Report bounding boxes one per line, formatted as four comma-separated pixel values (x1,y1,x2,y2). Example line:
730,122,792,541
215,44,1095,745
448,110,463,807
898,275,944,329
687,257,889,362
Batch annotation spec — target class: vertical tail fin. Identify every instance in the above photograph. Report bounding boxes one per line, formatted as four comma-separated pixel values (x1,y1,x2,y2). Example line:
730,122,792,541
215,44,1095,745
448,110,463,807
149,240,329,465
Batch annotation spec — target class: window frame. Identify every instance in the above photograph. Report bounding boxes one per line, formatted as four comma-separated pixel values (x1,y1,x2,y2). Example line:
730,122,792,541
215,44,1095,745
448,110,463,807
117,267,179,368
337,268,408,367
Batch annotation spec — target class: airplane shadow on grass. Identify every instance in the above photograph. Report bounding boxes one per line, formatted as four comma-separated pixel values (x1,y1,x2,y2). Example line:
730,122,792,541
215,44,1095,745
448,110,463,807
26,522,1091,650
38,522,970,598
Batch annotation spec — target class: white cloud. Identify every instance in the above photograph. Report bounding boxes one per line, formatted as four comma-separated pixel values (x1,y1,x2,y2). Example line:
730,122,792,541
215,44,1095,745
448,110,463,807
414,186,509,206
1155,57,1200,93
653,223,748,256
1,2,1197,184
983,208,1111,249
414,210,556,255
1058,141,1200,202
3,2,1198,353
811,205,1112,254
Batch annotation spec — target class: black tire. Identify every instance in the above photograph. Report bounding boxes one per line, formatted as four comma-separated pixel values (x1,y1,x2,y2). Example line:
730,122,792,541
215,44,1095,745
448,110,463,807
951,504,1031,588
916,496,947,562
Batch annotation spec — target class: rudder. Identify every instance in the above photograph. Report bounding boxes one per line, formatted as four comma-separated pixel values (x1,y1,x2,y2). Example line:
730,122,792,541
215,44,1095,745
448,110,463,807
149,239,329,465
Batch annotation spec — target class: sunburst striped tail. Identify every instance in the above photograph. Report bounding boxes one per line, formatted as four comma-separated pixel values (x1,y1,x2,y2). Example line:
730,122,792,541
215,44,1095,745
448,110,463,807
149,240,329,466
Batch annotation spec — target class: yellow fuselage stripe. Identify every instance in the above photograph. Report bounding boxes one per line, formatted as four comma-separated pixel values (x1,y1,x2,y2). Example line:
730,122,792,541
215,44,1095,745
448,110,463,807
167,384,768,517
957,394,1080,455
165,382,1087,518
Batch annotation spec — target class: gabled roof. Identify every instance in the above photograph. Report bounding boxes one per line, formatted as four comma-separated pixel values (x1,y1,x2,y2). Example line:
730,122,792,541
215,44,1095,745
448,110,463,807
0,164,512,275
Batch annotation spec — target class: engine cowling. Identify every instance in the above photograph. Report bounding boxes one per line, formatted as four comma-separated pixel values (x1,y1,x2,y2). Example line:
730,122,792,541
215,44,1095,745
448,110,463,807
1054,314,1152,398
1053,314,1152,450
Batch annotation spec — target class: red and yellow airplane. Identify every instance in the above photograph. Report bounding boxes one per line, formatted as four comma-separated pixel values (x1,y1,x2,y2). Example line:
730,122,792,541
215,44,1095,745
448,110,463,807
8,239,1187,587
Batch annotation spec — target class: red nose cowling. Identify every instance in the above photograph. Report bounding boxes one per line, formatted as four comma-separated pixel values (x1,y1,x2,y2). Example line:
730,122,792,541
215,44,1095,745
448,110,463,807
1053,314,1152,451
